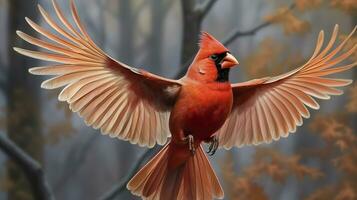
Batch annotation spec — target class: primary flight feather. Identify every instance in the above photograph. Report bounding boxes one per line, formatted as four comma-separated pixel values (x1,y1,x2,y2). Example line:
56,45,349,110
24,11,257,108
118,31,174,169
14,0,356,199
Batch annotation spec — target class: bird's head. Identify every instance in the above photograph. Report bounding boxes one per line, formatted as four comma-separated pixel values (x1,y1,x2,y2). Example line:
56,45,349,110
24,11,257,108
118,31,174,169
186,32,239,83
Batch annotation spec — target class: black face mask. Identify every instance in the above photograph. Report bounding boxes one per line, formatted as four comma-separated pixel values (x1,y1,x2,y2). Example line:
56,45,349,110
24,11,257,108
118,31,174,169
210,52,230,82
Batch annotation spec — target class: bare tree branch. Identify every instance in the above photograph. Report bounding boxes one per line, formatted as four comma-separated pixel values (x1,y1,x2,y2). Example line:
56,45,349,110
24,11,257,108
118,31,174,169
99,146,160,200
195,0,218,19
223,3,296,46
0,134,54,200
175,22,272,78
222,21,271,45
175,3,296,79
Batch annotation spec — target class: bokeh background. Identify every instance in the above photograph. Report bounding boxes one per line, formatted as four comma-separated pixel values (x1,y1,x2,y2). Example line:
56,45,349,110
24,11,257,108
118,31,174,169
0,0,356,199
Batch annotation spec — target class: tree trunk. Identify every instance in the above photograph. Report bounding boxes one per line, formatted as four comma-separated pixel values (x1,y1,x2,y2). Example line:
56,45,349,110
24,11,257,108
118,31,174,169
180,0,201,65
147,0,164,72
118,0,134,64
6,0,44,199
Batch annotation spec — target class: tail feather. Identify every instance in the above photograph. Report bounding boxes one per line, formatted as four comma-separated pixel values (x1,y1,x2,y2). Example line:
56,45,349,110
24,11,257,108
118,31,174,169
127,144,224,200
128,145,169,196
143,154,169,196
197,149,223,197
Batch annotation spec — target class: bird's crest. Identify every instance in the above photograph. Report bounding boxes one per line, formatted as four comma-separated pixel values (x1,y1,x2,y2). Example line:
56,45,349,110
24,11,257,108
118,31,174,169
199,32,228,53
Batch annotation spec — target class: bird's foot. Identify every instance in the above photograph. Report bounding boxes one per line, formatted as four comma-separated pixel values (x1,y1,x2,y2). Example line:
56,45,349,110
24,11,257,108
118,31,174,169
205,136,219,156
183,134,195,155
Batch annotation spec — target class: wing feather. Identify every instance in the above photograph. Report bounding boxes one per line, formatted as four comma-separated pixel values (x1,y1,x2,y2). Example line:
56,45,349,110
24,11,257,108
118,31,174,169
218,25,356,149
248,106,258,145
15,0,181,147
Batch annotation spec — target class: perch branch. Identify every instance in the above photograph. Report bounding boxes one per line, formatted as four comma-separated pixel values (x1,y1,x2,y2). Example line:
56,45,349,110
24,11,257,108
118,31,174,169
0,134,54,200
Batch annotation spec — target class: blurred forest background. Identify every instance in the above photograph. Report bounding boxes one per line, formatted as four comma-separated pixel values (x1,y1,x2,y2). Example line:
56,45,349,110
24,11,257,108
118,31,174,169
0,0,356,199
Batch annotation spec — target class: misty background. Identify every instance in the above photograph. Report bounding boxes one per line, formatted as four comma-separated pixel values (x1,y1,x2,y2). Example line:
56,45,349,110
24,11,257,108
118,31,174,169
0,0,356,199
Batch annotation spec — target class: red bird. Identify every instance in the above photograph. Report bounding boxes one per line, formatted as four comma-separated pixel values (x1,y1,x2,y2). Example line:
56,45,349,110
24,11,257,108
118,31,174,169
15,1,356,199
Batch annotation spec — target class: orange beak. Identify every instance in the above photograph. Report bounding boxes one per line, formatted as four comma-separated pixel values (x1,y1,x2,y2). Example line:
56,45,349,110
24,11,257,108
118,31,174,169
221,53,239,69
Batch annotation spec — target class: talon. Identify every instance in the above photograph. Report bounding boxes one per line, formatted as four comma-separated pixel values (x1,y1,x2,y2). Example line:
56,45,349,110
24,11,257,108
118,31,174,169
206,136,219,156
210,138,218,156
185,135,195,155
207,141,214,154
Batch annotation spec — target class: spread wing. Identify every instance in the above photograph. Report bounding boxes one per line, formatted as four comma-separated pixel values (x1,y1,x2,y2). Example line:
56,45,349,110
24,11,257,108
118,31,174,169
217,25,356,149
14,0,182,148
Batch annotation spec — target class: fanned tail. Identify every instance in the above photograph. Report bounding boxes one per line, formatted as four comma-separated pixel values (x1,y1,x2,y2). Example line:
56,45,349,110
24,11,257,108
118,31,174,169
127,143,224,200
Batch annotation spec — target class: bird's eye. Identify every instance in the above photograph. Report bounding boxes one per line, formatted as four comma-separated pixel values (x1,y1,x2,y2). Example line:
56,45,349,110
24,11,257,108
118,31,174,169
210,54,218,60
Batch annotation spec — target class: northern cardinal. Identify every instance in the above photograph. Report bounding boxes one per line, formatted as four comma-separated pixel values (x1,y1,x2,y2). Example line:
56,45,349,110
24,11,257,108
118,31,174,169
14,0,356,199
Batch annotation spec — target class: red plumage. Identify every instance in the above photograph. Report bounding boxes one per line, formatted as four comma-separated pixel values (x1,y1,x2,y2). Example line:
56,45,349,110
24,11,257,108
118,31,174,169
14,0,356,199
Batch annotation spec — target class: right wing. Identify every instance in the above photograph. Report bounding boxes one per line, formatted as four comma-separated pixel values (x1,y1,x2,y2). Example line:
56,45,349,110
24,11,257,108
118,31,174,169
217,25,356,149
14,0,182,148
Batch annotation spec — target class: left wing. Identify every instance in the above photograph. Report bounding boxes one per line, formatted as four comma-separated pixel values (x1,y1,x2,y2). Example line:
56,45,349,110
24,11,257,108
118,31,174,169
14,0,182,148
217,25,356,149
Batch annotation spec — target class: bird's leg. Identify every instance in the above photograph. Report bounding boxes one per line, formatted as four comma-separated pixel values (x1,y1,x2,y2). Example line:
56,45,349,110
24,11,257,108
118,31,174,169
182,134,195,155
205,135,219,156
176,131,195,155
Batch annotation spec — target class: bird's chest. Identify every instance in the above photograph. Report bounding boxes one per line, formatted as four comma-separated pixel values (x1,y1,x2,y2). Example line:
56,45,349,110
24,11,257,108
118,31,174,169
170,83,233,141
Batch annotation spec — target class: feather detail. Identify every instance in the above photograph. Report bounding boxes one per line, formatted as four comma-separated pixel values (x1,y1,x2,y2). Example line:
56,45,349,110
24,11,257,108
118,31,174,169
15,0,182,147
219,25,356,149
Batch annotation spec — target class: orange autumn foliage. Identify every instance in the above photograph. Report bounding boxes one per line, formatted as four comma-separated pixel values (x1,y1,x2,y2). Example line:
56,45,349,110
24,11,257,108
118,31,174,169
221,148,323,200
306,114,357,200
265,6,310,35
221,84,357,200
242,38,304,79
295,0,322,11
346,84,357,113
330,0,357,14
222,2,357,198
